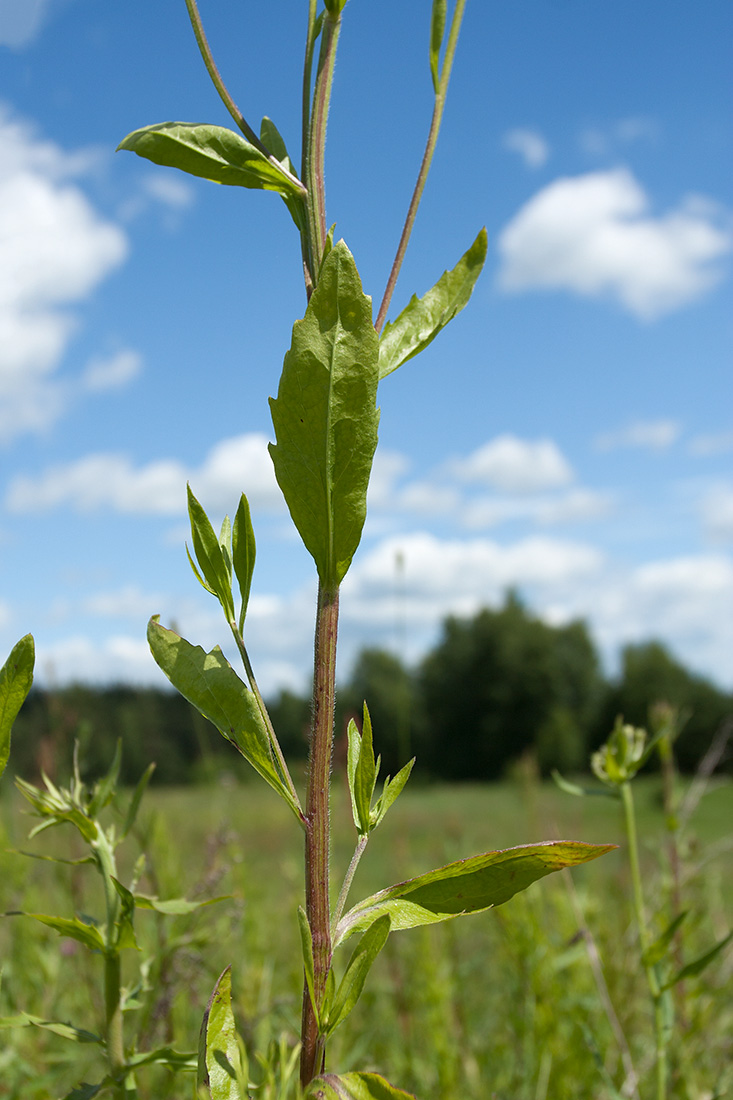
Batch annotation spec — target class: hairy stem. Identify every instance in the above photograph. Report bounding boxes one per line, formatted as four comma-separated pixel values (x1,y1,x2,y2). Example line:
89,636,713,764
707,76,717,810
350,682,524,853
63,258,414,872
333,833,369,935
300,0,319,295
375,0,468,333
621,781,668,1100
306,11,341,274
300,583,339,1087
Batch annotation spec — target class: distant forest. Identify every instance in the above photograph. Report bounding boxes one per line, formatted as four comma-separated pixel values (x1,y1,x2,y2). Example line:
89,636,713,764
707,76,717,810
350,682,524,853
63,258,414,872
9,594,733,786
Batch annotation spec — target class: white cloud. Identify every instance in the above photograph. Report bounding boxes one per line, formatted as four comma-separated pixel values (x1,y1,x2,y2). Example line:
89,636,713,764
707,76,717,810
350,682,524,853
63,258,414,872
0,0,53,48
450,434,574,493
580,117,660,157
496,169,732,319
142,174,194,209
6,432,282,515
595,418,681,452
0,106,128,441
502,128,549,168
700,484,733,542
462,488,612,530
688,430,733,457
82,349,142,392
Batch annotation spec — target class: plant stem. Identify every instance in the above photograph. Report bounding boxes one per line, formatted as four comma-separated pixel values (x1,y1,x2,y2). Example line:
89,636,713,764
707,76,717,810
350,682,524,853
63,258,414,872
332,833,369,935
184,0,305,197
300,0,319,295
105,951,125,1084
300,582,339,1088
621,780,668,1100
306,10,341,274
375,0,468,334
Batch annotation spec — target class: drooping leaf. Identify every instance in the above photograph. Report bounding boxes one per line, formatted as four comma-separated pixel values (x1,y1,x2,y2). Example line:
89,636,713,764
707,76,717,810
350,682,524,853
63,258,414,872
198,967,248,1100
117,122,303,200
305,1072,417,1099
335,841,615,945
187,485,236,622
326,915,390,1035
0,634,35,778
661,930,733,991
12,913,107,953
378,228,487,380
147,617,301,820
0,1012,101,1043
232,493,256,631
269,240,380,587
429,0,447,91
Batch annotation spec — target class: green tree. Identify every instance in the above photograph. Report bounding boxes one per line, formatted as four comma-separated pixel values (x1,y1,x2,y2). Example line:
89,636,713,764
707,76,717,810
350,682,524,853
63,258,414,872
417,593,602,779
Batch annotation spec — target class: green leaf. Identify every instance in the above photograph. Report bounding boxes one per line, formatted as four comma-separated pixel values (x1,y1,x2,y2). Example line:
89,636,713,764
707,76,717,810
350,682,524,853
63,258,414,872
348,705,377,836
370,758,415,829
111,878,140,951
429,0,447,91
63,1084,106,1100
134,893,229,916
642,911,689,968
326,915,390,1035
117,122,303,200
661,930,733,991
232,494,256,631
298,906,319,1028
269,240,380,587
14,913,107,953
122,763,155,839
335,841,615,945
0,1012,101,1043
198,967,248,1100
147,617,301,820
378,228,487,380
551,769,620,800
88,739,122,816
126,1046,197,1070
187,485,236,622
305,1072,417,1099
260,116,296,175
0,634,34,778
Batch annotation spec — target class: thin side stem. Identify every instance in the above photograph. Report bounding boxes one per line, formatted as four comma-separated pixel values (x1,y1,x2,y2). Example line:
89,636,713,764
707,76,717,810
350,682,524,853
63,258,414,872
306,11,341,273
300,582,339,1088
229,622,304,823
332,833,369,935
375,0,468,334
184,0,305,197
621,781,668,1100
300,0,319,295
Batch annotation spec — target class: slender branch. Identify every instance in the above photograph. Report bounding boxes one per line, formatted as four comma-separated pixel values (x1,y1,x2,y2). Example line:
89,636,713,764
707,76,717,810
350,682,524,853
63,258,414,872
229,622,304,823
332,833,369,935
375,0,468,333
184,0,305,197
300,0,319,296
306,11,341,272
300,582,339,1088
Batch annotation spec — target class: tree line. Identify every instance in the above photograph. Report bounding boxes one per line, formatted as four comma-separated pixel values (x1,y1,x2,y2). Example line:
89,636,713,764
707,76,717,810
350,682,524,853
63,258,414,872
9,593,732,786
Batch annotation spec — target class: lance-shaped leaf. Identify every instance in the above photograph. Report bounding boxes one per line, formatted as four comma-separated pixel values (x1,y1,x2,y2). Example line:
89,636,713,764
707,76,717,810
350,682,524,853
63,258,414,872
325,915,391,1036
378,228,487,380
370,758,414,830
335,841,615,946
134,893,229,916
347,706,377,836
660,929,733,992
10,913,107,953
269,240,380,587
117,122,304,201
0,634,34,778
232,494,256,631
429,0,447,91
147,618,301,820
198,967,248,1100
187,485,236,622
305,1072,417,1099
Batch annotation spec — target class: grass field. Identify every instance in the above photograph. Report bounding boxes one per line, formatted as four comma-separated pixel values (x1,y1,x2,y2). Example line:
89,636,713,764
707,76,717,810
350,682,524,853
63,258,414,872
0,772,730,1099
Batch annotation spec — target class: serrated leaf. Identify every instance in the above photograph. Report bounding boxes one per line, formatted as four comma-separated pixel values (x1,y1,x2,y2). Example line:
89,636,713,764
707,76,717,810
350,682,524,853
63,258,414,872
232,494,256,631
661,930,733,991
117,122,303,200
269,240,380,587
378,228,487,380
326,915,390,1035
429,0,447,91
198,967,247,1100
0,634,34,778
147,618,300,820
371,759,414,829
305,1072,417,1099
188,485,236,622
335,841,615,945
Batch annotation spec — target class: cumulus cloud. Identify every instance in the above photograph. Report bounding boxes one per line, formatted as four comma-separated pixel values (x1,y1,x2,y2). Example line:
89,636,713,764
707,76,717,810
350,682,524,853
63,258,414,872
449,435,574,493
502,128,549,168
595,418,681,452
81,349,142,392
0,106,128,441
5,433,282,515
462,488,612,530
496,169,732,319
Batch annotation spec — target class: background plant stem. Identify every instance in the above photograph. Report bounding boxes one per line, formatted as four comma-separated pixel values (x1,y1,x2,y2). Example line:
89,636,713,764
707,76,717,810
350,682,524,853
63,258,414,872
300,582,339,1087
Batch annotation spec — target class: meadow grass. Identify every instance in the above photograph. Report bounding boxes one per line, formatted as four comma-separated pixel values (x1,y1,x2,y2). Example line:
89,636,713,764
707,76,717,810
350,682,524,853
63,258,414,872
1,774,730,1099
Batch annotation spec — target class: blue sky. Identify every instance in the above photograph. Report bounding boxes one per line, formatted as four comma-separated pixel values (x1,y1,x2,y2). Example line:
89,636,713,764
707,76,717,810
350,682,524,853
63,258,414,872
1,0,731,697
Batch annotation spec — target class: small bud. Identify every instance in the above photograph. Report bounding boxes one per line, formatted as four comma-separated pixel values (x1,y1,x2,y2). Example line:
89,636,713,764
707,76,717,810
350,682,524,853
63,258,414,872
591,716,648,786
